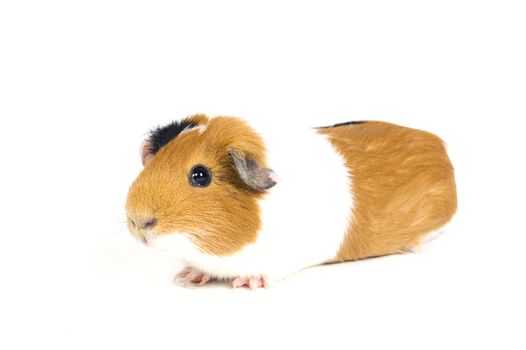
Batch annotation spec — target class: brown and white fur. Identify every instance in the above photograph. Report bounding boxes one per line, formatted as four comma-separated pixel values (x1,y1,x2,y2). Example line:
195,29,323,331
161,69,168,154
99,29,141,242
126,115,457,289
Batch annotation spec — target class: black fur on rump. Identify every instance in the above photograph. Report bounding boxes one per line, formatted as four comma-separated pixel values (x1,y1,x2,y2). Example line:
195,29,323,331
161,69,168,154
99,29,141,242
316,121,366,129
147,118,198,154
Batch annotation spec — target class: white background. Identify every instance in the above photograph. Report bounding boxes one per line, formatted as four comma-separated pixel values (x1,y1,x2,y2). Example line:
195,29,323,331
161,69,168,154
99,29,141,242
1,1,525,349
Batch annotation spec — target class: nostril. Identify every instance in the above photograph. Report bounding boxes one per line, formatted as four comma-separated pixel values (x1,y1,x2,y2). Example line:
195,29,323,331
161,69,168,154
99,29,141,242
142,218,157,230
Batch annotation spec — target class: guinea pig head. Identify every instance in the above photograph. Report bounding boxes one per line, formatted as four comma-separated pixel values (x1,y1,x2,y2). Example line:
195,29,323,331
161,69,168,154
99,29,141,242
125,115,277,256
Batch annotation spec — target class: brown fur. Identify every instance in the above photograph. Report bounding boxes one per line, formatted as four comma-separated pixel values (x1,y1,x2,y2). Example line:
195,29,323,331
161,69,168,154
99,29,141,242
128,116,457,263
126,115,268,256
318,121,457,261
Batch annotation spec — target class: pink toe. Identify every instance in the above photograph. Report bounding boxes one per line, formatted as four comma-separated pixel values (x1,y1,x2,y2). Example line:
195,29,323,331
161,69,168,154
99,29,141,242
233,276,270,289
232,278,247,288
188,271,207,284
174,269,212,286
197,274,211,285
176,269,191,278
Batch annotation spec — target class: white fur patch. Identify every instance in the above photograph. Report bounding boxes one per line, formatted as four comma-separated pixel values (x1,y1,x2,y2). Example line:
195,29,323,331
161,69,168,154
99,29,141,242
180,124,207,135
149,121,354,280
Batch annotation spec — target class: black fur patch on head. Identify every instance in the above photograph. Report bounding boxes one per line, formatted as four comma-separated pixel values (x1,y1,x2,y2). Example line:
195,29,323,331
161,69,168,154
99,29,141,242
316,121,366,129
147,118,198,154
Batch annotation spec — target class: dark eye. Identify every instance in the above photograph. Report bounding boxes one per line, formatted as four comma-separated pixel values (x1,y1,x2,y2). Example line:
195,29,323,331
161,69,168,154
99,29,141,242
189,165,212,187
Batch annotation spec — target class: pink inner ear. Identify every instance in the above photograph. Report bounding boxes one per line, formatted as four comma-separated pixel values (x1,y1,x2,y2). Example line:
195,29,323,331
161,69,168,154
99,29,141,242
140,140,154,166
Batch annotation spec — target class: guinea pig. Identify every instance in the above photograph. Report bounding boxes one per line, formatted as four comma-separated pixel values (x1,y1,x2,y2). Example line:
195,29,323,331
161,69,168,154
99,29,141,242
126,114,457,289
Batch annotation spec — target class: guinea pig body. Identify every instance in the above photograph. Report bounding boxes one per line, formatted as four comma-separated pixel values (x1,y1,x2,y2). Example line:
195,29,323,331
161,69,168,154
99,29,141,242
126,115,457,288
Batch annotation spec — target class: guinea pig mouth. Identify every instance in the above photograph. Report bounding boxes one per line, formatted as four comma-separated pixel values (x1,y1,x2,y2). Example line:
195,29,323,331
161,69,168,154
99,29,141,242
128,230,148,245
140,231,158,246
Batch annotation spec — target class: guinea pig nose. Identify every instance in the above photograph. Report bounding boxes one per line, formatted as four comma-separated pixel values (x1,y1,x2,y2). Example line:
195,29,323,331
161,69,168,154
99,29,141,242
141,218,157,230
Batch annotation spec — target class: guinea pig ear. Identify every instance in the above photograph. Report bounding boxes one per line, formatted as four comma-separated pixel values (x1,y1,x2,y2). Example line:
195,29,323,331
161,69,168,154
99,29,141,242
229,149,278,191
140,140,154,166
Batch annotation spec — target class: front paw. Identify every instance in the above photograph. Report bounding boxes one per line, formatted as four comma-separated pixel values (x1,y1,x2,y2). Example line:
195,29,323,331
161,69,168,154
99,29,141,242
232,275,271,289
173,268,212,287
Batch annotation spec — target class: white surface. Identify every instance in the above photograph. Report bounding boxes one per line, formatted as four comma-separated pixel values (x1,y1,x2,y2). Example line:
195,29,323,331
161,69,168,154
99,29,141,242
1,1,525,349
